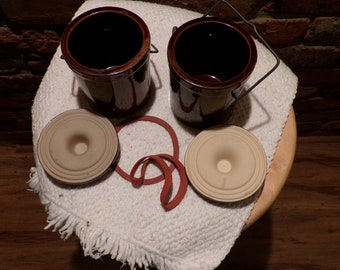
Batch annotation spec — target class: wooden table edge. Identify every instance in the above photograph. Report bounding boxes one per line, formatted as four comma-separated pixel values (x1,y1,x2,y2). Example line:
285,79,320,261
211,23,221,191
243,108,297,230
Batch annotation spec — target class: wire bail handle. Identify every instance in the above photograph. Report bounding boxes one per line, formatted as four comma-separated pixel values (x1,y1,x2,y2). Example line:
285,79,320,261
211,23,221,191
150,43,159,53
200,0,280,100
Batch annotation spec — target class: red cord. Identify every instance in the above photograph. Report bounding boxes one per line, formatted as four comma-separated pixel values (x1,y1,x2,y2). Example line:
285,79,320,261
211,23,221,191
114,116,188,210
130,154,188,211
115,115,179,184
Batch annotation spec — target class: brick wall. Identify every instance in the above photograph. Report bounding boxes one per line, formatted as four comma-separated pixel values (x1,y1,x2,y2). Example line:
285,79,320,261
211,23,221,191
0,0,339,144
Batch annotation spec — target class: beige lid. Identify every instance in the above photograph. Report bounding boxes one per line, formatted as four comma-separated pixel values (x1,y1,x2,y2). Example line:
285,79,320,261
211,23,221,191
185,125,267,202
37,109,119,184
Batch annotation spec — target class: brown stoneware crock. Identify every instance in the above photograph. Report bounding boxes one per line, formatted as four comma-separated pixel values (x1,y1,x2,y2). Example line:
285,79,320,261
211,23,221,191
61,7,151,116
167,17,257,127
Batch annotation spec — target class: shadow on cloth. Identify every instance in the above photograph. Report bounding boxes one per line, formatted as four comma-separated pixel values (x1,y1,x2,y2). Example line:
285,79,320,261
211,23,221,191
74,78,158,125
71,246,157,270
174,91,253,137
69,214,272,269
216,211,273,270
71,249,128,269
72,60,162,126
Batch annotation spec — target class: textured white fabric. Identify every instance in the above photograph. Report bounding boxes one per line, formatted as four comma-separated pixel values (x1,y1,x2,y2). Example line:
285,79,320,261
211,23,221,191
29,0,297,269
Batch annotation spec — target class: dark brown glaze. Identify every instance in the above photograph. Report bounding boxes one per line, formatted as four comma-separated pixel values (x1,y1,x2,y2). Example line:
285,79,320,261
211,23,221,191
61,7,151,115
168,17,257,127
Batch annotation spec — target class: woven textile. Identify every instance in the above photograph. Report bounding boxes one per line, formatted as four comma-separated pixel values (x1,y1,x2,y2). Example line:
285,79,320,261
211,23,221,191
29,0,297,269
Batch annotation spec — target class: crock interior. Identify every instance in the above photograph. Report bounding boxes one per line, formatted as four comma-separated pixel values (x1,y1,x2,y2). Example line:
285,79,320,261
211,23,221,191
175,22,251,82
68,12,143,69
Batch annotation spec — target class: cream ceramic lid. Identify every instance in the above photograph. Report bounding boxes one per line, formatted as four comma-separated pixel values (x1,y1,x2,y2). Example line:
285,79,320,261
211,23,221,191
185,125,267,202
37,109,119,184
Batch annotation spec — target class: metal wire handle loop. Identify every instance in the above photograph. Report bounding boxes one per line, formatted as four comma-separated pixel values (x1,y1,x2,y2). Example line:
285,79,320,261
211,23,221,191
202,0,280,100
150,43,159,53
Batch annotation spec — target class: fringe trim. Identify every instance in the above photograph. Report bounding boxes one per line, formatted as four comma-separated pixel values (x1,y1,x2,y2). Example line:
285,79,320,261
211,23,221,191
28,167,40,192
27,167,196,270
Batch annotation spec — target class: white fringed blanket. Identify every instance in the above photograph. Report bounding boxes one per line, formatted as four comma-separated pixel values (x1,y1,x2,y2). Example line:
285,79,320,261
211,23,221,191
29,1,297,269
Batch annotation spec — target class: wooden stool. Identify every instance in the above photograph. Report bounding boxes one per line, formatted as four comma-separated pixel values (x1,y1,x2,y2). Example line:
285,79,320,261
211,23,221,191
244,109,297,229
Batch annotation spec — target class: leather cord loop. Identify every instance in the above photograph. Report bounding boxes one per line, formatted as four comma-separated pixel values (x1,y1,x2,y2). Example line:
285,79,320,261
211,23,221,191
114,115,187,210
130,154,188,211
115,115,180,184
